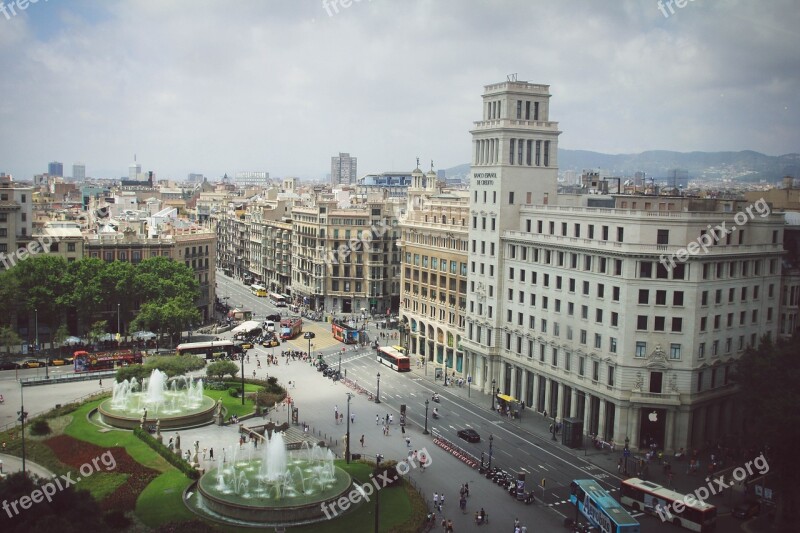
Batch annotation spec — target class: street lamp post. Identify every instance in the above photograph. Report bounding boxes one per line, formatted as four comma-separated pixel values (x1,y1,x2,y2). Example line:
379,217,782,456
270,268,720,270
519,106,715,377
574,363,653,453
423,399,430,435
488,434,494,469
240,348,245,406
35,308,48,379
345,392,353,463
117,303,121,341
490,378,496,411
374,453,383,533
18,383,27,474
375,372,381,403
338,355,341,374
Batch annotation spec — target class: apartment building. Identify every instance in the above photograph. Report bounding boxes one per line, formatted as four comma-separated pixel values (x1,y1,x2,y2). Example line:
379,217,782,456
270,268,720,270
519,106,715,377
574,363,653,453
291,193,400,314
399,164,470,378
0,176,33,270
244,200,293,294
458,79,786,452
331,153,358,186
85,228,217,321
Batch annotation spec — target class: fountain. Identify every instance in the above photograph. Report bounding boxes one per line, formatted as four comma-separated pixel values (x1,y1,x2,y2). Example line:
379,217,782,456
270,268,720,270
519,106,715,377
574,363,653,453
98,369,217,429
194,433,353,526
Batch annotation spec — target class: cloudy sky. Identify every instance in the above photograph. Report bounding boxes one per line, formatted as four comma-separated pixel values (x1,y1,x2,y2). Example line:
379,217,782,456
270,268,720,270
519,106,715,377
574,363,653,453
0,0,798,181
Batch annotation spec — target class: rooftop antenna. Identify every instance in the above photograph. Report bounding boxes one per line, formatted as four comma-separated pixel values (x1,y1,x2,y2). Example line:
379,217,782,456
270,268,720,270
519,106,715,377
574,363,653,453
507,73,518,82
430,159,434,172
416,156,420,169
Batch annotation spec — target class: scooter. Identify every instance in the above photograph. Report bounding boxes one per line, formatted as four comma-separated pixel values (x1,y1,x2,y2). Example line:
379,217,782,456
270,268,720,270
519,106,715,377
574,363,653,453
432,409,440,419
432,394,441,403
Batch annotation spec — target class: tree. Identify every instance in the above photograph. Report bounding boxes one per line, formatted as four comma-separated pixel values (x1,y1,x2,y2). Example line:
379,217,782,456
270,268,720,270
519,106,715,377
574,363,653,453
57,258,106,334
52,324,69,348
133,256,199,304
0,269,21,324
207,360,239,380
735,334,800,531
87,320,108,346
0,325,22,355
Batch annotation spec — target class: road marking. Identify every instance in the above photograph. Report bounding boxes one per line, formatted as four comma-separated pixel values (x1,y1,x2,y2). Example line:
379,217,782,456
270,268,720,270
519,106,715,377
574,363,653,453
539,465,548,471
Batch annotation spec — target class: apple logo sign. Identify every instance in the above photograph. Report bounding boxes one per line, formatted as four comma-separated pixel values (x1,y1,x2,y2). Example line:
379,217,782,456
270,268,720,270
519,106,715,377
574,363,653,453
648,411,658,422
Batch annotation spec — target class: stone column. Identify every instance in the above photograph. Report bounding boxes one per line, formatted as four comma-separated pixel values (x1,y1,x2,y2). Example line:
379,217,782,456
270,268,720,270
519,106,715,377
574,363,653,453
520,369,528,407
508,366,515,396
570,388,578,418
629,406,641,449
544,378,552,415
665,409,676,454
598,399,607,440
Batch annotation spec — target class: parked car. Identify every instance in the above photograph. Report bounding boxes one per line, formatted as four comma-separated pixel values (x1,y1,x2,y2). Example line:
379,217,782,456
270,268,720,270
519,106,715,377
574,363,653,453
457,428,481,443
48,357,68,366
0,359,20,370
732,499,760,519
239,342,254,350
21,359,44,368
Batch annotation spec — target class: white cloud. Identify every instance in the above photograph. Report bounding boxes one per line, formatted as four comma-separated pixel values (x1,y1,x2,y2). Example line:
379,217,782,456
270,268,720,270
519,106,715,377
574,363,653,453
0,0,798,180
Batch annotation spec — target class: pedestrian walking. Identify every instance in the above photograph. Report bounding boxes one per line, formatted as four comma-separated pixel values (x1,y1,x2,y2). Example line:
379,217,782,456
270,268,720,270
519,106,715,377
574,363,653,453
99,379,103,387
405,437,411,447
360,434,365,447
440,494,445,510
209,447,214,460
350,413,355,424
389,414,393,425
376,414,380,425
433,492,439,508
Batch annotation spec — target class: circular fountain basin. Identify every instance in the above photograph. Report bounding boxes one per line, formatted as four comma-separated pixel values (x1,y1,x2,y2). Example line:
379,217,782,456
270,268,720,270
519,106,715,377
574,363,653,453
98,394,217,429
196,460,353,525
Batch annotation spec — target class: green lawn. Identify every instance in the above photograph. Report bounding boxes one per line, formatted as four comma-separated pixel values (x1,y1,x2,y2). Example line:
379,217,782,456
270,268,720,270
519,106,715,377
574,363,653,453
202,383,260,418
85,471,130,500
136,470,196,527
64,399,172,472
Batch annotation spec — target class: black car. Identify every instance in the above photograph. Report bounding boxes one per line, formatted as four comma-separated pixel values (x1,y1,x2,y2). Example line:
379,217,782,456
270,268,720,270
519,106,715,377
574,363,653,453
265,314,282,322
732,500,760,519
457,428,481,443
0,359,20,370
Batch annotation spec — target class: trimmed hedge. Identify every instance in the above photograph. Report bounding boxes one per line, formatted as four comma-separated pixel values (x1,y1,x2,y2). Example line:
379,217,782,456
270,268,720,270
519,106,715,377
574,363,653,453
132,427,200,480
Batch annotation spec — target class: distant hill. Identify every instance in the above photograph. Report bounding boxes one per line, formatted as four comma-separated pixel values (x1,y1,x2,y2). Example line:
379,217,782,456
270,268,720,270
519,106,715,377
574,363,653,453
443,150,800,183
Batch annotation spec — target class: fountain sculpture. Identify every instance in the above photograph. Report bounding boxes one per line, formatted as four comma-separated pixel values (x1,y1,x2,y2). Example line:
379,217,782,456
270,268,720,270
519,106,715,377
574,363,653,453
194,433,352,526
98,369,217,429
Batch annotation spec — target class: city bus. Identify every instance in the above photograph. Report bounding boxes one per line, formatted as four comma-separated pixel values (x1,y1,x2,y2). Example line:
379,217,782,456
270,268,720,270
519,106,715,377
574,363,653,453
376,346,411,372
175,340,239,359
569,479,640,533
269,293,287,307
332,319,360,344
250,284,267,297
73,350,143,372
620,478,716,532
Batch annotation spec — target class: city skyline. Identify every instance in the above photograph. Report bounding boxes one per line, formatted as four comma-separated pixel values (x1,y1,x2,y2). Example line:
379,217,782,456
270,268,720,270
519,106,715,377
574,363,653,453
1,1,798,181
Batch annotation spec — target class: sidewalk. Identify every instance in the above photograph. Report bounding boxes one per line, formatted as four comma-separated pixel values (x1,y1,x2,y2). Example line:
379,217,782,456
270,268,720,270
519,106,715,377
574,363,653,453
406,363,745,512
0,453,54,479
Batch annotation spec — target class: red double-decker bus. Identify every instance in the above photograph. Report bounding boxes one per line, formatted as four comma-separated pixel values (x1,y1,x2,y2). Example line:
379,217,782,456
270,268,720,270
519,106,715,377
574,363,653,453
279,318,303,340
73,350,143,373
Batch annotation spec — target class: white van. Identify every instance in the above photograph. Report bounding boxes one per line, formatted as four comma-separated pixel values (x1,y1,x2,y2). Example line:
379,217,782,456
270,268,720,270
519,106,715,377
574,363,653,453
264,321,276,333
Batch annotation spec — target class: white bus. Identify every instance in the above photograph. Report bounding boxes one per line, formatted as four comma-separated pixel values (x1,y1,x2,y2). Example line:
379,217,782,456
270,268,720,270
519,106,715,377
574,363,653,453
250,284,267,297
620,478,716,532
269,293,287,307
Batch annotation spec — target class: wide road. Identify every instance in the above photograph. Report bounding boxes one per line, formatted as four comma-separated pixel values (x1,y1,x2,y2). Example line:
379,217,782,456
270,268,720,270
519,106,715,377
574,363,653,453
218,273,727,532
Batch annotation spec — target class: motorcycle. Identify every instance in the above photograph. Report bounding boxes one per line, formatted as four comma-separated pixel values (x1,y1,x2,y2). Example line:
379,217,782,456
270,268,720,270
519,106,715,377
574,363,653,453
432,394,441,403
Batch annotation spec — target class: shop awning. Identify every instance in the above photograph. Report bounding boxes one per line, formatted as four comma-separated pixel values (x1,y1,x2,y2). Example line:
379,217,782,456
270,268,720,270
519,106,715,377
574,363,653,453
496,393,517,402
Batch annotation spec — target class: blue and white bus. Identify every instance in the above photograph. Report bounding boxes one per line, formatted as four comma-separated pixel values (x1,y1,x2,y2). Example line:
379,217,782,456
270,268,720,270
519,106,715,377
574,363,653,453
569,479,640,533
